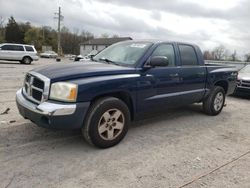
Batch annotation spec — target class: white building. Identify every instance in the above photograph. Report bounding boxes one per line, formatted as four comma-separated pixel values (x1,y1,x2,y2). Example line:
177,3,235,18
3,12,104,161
80,37,132,56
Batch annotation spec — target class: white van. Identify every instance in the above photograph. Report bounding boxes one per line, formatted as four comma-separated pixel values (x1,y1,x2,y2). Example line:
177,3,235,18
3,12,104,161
0,43,39,64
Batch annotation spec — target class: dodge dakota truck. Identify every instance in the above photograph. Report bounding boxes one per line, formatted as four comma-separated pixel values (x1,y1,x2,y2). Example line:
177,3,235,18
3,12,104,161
16,40,237,148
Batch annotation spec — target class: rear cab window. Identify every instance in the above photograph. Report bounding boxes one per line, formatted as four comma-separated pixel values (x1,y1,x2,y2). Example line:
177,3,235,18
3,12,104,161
178,44,198,66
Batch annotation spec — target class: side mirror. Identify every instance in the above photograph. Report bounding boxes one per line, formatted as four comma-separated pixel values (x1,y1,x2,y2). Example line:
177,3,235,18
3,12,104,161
149,56,169,67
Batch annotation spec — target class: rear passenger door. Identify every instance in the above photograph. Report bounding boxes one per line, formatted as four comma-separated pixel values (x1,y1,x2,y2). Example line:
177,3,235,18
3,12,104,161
12,45,25,60
178,44,206,104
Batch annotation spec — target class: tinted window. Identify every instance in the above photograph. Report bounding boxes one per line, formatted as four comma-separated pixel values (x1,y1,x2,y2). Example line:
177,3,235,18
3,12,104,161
1,45,24,51
1,45,14,51
151,44,176,66
25,46,34,52
13,45,24,51
179,45,198,66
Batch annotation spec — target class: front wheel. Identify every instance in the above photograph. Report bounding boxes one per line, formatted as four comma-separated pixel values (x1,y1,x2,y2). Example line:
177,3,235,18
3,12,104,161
82,97,130,148
203,86,225,116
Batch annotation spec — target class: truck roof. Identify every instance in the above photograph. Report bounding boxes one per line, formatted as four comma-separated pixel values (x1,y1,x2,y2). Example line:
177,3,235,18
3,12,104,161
119,39,198,47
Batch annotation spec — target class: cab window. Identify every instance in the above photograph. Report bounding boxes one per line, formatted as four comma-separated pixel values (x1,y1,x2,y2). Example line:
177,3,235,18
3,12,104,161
151,44,176,66
179,45,198,66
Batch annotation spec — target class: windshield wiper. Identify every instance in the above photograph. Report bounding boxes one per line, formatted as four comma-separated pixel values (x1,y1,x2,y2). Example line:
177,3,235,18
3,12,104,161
98,58,120,65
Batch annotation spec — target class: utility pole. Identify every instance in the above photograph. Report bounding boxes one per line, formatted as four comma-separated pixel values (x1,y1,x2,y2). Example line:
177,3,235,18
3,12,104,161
54,6,63,56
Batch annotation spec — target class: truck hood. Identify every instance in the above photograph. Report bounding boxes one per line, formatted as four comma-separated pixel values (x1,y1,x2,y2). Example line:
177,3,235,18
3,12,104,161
32,61,136,82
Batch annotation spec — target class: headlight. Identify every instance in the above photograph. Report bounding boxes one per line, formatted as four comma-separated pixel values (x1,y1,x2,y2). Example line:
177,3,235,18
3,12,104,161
49,82,78,102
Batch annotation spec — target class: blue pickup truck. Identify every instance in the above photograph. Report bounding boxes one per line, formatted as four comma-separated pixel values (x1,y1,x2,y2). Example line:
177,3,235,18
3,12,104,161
16,40,237,148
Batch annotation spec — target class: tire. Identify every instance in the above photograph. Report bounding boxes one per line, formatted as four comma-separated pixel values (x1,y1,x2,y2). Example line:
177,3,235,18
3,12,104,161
82,97,130,148
203,86,225,116
22,57,32,64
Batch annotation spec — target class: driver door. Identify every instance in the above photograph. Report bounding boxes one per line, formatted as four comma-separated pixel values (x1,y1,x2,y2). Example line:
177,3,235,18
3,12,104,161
137,43,182,115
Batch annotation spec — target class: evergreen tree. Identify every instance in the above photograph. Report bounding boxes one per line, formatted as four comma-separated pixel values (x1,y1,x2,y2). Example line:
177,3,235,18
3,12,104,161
5,16,22,43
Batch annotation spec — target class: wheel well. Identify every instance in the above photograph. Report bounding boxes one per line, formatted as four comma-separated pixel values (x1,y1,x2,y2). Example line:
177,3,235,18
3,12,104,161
22,56,32,61
91,92,134,120
214,80,228,93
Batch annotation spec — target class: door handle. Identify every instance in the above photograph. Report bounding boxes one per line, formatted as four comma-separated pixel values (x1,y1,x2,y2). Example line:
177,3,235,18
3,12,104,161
197,72,205,76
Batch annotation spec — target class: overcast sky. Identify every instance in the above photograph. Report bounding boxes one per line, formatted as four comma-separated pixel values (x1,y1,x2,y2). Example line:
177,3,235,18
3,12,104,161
0,0,249,55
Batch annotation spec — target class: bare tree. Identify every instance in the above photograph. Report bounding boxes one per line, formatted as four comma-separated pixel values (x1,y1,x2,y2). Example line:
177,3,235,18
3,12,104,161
245,53,250,62
100,33,109,38
231,50,237,61
0,16,5,42
0,16,4,27
203,50,214,60
212,45,227,60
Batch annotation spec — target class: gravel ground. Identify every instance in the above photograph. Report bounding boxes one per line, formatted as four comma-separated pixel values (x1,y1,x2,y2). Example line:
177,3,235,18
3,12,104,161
0,58,250,188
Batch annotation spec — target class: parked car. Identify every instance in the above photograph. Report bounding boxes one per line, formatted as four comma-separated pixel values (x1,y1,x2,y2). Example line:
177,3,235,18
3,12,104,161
79,56,91,61
234,64,250,94
74,55,84,61
74,55,92,61
16,40,237,148
40,51,58,58
0,43,39,64
75,50,98,61
65,54,76,60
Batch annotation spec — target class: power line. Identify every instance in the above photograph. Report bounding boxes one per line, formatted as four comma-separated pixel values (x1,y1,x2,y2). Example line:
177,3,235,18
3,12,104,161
54,6,63,55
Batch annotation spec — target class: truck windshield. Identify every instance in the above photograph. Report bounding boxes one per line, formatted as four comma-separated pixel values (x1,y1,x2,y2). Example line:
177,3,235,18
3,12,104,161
93,41,152,66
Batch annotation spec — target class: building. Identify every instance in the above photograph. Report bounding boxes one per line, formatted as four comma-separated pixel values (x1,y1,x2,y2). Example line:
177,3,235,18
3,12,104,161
80,37,132,56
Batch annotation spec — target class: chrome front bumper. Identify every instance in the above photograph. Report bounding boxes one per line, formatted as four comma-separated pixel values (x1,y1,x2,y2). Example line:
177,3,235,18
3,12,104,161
16,89,76,116
16,89,90,129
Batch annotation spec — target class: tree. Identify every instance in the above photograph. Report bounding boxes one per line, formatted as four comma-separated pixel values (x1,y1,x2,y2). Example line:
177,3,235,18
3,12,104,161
41,26,57,50
231,50,237,61
212,45,227,60
0,16,5,43
61,27,94,55
100,33,109,38
5,16,22,43
24,27,43,50
1,16,94,54
245,53,250,62
203,50,214,60
19,22,31,43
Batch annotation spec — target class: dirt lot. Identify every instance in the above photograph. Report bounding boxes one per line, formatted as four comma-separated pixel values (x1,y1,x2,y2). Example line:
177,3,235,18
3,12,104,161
0,58,250,188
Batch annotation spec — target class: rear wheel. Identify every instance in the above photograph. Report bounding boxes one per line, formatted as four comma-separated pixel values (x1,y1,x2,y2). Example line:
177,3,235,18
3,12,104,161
203,86,225,116
22,57,32,64
82,97,130,148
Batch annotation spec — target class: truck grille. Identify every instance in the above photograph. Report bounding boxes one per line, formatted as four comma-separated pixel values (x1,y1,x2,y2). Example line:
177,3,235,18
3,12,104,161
237,80,250,89
24,73,46,103
241,80,250,88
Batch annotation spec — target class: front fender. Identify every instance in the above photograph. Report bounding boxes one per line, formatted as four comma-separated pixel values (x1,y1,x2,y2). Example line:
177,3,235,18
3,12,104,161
70,74,140,102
